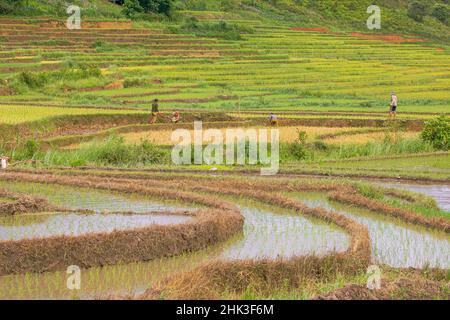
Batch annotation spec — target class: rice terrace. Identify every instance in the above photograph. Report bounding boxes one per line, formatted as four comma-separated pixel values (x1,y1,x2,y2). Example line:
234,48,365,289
0,0,449,306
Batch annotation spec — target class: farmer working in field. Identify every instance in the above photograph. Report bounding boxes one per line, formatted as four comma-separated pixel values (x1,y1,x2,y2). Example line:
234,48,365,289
150,98,159,124
269,112,278,126
170,111,181,123
389,92,398,120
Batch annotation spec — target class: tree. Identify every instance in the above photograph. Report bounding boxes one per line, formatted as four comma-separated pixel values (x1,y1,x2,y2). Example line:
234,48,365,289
137,0,173,15
155,0,172,15
0,0,27,14
407,1,428,23
421,116,450,151
431,4,449,24
122,0,144,17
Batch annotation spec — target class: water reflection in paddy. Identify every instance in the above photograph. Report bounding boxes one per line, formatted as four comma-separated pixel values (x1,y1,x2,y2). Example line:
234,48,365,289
221,205,348,260
381,182,450,212
6,182,447,298
0,181,189,213
0,191,350,299
0,213,191,241
293,192,450,269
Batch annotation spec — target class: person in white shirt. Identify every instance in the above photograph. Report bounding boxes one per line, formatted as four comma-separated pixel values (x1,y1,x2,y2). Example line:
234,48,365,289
390,92,398,120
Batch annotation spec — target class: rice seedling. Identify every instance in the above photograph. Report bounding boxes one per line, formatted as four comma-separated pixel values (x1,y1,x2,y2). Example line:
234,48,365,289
293,192,450,268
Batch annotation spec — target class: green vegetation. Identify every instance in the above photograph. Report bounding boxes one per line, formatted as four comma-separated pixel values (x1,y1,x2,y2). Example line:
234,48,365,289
0,106,142,124
421,116,450,150
0,0,124,18
0,0,449,114
122,0,173,17
408,1,429,23
354,181,448,219
279,136,434,163
13,136,169,167
0,0,448,302
1,0,450,41
171,17,253,40
13,65,102,92
289,153,450,181
432,3,450,24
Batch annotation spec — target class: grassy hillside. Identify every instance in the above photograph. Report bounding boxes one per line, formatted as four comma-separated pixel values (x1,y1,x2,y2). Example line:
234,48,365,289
0,0,124,18
1,0,449,42
237,0,450,43
0,0,448,142
0,9,448,114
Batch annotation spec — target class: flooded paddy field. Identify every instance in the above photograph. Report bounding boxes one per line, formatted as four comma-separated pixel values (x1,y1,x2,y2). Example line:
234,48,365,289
380,182,450,212
220,202,348,260
0,213,191,241
0,191,349,299
293,192,450,269
0,174,448,300
0,180,192,213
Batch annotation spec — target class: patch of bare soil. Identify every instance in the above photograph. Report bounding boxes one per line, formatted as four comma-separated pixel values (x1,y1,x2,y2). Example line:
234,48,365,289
315,279,449,300
0,87,12,96
351,33,425,43
39,21,132,29
291,27,329,33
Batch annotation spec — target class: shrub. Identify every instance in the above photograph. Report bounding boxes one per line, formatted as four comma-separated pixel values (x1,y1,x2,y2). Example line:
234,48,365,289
312,140,328,151
121,0,173,16
0,0,14,14
94,136,133,165
134,139,167,164
15,65,102,90
297,130,307,144
421,116,450,150
283,142,308,161
76,136,169,166
173,17,253,40
124,78,148,88
281,130,309,161
152,0,173,15
431,4,449,24
13,139,41,160
122,0,144,17
18,72,47,89
220,0,241,11
407,1,429,23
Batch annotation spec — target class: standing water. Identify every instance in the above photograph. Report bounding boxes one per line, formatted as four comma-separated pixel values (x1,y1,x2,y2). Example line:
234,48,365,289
0,184,349,299
380,182,450,212
294,192,450,269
